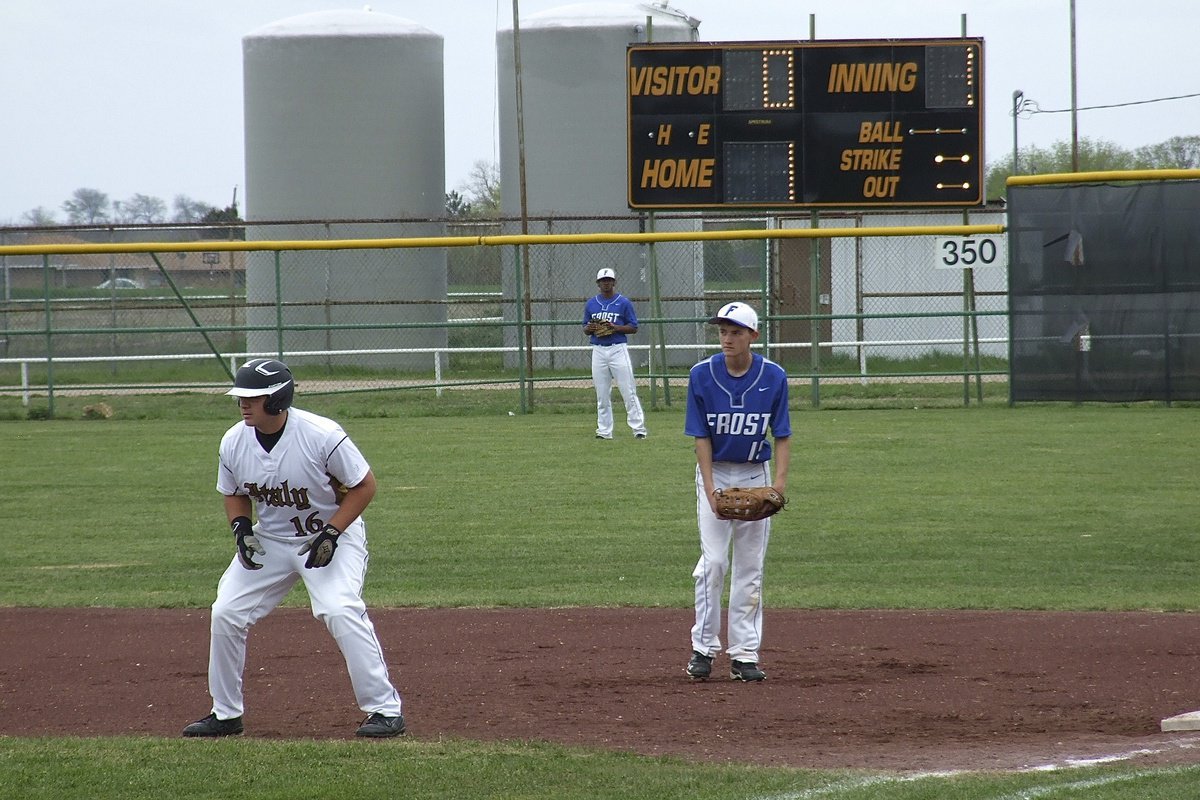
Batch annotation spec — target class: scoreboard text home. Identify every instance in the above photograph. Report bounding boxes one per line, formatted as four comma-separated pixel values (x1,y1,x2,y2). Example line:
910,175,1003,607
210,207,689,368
627,38,984,209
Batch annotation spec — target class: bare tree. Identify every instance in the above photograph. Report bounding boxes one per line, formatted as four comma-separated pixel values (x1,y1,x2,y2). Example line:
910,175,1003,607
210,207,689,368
62,188,111,224
172,194,216,223
20,207,58,226
459,160,501,217
115,193,167,224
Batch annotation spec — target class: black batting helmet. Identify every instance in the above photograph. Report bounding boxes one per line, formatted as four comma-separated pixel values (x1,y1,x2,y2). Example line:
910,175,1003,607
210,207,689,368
226,358,294,415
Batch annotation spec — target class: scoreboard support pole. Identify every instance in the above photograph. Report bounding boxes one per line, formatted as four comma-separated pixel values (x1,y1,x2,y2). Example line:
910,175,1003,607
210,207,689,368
645,212,672,408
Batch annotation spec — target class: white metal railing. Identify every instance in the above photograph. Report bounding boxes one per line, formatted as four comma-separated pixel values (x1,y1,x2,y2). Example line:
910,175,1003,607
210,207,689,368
1,337,1012,406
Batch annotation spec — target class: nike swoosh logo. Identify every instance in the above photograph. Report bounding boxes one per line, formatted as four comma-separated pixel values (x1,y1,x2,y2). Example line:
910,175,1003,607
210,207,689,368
758,386,770,391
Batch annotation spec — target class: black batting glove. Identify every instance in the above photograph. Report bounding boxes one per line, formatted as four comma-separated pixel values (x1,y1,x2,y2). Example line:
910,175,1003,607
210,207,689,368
299,524,340,569
232,516,265,570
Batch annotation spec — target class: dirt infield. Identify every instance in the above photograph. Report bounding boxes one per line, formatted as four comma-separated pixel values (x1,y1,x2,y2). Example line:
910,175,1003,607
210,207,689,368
4,607,1200,773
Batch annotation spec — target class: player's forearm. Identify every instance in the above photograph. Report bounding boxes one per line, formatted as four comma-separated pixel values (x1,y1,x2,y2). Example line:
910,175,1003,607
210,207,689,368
327,470,376,531
694,437,717,495
771,436,791,493
224,494,252,524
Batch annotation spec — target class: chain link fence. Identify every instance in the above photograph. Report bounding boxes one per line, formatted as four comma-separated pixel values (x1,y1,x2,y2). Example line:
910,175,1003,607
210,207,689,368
0,209,1006,410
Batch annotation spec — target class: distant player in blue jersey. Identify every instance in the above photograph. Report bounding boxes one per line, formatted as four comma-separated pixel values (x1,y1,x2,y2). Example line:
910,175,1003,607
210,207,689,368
583,268,647,440
683,302,791,682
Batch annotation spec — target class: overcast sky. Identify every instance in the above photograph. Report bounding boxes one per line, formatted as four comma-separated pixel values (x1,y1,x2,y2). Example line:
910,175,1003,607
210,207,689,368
2,0,1197,224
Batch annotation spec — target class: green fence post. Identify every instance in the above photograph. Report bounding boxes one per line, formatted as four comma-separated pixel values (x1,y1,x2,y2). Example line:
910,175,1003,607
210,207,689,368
513,244,529,414
809,211,821,408
274,250,284,359
42,254,55,418
760,221,771,355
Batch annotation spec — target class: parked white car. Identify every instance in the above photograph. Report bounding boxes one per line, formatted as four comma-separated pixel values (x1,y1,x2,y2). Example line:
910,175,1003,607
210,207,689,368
95,278,143,289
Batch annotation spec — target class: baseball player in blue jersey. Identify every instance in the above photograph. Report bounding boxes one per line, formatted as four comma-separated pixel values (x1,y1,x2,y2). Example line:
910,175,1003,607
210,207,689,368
684,302,791,682
183,358,405,738
583,268,647,439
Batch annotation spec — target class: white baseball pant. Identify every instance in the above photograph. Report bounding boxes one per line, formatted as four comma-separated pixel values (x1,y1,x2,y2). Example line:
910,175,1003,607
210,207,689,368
691,461,772,663
591,342,646,438
206,520,402,720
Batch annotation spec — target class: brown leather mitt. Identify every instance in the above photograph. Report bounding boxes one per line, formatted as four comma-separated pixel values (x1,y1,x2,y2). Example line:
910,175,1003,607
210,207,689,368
714,486,787,521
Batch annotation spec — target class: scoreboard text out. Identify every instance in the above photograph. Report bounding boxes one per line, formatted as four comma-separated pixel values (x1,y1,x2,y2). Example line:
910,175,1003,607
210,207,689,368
627,38,984,209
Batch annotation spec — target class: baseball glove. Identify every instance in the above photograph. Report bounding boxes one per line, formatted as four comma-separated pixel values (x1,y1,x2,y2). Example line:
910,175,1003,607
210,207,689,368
589,320,617,338
714,486,787,521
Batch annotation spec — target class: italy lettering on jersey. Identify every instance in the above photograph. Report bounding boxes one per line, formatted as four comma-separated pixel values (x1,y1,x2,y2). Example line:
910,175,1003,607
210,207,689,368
684,353,791,463
217,407,371,541
583,293,638,345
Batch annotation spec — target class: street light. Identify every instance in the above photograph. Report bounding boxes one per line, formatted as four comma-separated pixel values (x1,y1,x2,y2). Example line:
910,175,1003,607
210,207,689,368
1012,89,1024,175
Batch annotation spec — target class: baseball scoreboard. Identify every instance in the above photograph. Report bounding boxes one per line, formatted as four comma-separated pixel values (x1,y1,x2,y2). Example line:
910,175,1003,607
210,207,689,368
627,38,984,209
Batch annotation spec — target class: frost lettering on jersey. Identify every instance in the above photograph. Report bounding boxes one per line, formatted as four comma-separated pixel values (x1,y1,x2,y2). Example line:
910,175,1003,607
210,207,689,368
591,313,619,323
706,412,771,436
242,479,312,510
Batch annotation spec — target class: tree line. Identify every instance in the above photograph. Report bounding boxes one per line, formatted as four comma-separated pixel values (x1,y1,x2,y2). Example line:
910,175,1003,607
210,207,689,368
452,140,1200,214
10,161,501,228
15,189,240,227
12,136,1196,227
983,134,1200,201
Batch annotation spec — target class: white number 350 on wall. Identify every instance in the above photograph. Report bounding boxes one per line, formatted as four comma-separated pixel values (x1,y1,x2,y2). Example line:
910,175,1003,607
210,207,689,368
933,235,1007,270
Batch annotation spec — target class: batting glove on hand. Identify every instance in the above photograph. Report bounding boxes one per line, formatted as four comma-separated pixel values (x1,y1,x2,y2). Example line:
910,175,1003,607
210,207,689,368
232,516,265,570
299,524,341,569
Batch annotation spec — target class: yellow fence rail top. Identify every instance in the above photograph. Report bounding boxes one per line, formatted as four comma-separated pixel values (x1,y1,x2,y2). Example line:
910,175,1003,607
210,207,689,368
0,223,1006,257
1007,168,1200,187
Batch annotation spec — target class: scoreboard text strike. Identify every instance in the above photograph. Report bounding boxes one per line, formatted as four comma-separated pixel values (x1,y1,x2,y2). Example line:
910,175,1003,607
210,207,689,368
627,38,983,209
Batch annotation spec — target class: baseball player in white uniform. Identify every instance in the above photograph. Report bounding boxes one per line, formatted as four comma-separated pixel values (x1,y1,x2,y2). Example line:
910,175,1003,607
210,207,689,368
183,358,405,738
583,267,647,439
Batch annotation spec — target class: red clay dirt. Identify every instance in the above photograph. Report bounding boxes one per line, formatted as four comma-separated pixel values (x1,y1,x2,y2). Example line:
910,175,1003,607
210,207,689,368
4,607,1200,773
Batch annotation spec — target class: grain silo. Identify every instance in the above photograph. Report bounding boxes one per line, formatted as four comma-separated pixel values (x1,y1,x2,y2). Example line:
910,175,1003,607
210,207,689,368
497,3,703,369
242,8,446,370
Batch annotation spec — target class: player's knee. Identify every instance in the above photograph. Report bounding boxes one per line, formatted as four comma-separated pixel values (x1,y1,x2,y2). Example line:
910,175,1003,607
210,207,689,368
693,557,728,582
314,605,366,639
210,599,248,635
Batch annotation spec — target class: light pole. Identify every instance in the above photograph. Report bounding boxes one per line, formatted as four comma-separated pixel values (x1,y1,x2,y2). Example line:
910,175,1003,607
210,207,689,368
1012,89,1024,175
1069,0,1079,171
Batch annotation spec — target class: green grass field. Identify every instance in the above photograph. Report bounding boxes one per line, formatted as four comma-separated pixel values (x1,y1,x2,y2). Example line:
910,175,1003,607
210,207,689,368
3,394,1199,798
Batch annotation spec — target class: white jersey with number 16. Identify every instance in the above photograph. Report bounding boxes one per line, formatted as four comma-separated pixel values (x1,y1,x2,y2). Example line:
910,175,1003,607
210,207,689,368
216,407,370,541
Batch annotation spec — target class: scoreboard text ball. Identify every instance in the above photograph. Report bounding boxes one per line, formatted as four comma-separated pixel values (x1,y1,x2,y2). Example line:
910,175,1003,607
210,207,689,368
627,38,984,210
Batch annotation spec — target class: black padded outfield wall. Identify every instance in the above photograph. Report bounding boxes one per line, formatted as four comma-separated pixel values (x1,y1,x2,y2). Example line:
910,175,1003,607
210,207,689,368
1006,180,1200,402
